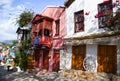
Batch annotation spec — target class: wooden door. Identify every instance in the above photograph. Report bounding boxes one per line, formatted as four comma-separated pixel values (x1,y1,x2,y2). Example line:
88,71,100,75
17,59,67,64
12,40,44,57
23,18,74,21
43,50,49,70
53,50,60,72
72,45,86,70
27,55,34,69
33,49,40,68
97,45,117,74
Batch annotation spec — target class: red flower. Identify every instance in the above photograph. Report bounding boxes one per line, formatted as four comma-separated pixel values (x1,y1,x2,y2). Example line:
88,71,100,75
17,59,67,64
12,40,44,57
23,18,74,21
103,0,109,4
95,14,99,18
116,0,119,2
111,3,116,8
98,11,104,16
85,12,90,15
104,0,109,1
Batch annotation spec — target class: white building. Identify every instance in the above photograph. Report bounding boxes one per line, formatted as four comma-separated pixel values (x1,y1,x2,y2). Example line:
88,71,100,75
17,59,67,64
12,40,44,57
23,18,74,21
61,0,120,75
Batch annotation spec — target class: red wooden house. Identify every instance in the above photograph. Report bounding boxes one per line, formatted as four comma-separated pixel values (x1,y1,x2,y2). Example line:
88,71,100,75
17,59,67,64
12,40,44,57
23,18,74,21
31,6,66,71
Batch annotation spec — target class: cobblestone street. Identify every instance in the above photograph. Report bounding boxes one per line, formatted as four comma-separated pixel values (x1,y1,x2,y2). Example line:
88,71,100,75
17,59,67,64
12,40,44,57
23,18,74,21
0,65,59,81
1,65,120,81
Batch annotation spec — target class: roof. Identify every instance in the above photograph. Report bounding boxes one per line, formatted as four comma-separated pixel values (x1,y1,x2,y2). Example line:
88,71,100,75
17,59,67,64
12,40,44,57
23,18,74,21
41,6,65,20
31,14,53,24
16,27,30,33
64,0,75,7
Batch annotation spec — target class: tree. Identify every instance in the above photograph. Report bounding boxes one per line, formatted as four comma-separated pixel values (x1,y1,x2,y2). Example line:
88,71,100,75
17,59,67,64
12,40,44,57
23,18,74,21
17,10,34,27
16,10,34,71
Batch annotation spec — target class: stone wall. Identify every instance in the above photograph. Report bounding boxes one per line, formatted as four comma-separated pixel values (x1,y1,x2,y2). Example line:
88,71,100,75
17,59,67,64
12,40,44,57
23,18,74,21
59,69,120,81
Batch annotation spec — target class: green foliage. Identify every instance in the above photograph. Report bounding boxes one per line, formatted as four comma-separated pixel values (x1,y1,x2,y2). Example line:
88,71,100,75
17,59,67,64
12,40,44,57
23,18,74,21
14,9,34,70
2,43,11,50
20,38,31,50
19,52,28,70
17,10,34,27
12,40,18,46
17,38,32,70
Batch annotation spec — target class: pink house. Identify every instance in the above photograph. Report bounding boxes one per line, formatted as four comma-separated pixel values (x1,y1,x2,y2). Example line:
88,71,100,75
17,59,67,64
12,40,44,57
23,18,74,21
31,6,66,72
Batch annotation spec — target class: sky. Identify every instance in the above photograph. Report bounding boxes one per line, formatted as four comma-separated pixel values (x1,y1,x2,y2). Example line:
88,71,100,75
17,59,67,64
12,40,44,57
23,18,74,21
0,0,66,42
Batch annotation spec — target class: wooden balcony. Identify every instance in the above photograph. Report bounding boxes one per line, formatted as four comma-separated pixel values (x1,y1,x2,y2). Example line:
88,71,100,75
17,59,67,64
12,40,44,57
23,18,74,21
39,36,52,48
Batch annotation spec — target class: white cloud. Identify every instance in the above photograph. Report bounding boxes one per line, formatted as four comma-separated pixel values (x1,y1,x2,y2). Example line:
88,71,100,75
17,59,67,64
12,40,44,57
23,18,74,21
0,15,18,41
0,0,26,42
0,0,13,4
16,4,25,11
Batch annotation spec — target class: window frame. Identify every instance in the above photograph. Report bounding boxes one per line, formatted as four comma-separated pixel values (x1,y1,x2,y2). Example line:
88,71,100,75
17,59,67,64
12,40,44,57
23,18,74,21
98,0,112,28
44,29,50,37
55,19,60,36
74,10,84,33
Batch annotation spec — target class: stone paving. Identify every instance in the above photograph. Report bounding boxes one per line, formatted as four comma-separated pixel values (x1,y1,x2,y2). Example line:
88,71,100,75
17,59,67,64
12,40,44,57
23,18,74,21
0,65,120,81
0,65,58,81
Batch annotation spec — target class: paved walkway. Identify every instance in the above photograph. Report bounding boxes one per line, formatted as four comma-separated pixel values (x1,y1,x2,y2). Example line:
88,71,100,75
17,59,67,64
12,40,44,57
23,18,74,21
0,65,60,81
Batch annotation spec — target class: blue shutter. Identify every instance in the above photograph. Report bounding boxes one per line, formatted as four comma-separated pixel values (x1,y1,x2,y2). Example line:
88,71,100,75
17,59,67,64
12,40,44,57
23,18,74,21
34,37,39,46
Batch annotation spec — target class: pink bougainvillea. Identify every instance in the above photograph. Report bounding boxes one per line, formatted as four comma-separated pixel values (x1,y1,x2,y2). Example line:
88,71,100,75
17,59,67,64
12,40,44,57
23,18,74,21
95,14,99,18
103,1,109,4
85,12,90,15
116,0,119,3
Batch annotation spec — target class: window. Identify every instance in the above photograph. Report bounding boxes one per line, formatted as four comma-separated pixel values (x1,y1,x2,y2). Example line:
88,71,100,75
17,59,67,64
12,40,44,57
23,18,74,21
33,32,37,37
55,20,60,36
54,50,60,53
46,21,52,29
74,10,84,33
38,29,42,36
44,29,50,36
98,0,112,28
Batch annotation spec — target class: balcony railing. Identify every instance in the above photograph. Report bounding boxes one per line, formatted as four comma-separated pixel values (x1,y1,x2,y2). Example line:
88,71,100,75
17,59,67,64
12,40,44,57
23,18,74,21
32,36,52,48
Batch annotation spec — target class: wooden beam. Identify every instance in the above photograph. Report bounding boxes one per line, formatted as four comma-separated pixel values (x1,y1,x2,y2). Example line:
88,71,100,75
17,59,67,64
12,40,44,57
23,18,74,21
63,30,120,40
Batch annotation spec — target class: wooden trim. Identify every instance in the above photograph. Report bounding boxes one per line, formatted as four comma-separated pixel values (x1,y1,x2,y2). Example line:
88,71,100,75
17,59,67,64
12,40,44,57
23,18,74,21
32,14,53,24
74,10,84,33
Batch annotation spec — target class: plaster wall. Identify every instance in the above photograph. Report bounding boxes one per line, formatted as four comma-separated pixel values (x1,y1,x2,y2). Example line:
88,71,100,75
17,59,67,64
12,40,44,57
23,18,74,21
60,45,72,69
65,0,117,38
86,44,98,72
41,7,66,49
65,0,119,74
117,39,120,75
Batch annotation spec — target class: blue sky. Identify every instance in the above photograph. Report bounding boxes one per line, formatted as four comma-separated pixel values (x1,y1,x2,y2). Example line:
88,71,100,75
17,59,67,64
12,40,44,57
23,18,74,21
0,0,65,42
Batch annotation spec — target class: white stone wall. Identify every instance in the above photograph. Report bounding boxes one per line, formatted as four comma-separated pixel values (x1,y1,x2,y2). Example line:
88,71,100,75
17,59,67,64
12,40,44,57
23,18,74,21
117,39,120,75
65,0,118,39
65,0,110,38
65,0,119,74
66,0,84,36
86,44,98,72
60,45,72,69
